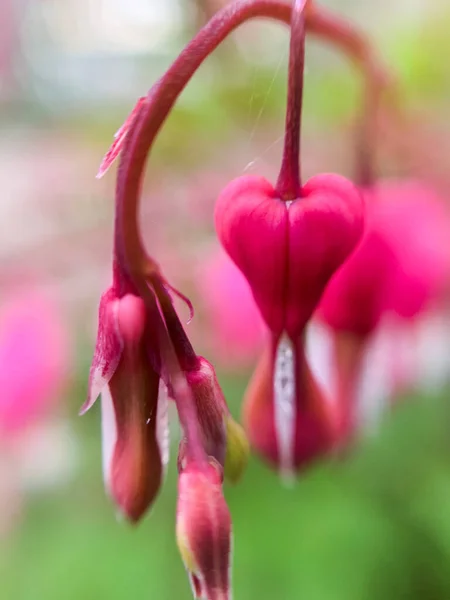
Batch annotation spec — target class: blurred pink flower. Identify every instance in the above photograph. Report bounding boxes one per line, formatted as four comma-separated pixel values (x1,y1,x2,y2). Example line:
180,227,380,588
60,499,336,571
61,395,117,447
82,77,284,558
316,179,450,439
197,248,265,368
374,180,450,319
0,289,70,435
319,180,450,335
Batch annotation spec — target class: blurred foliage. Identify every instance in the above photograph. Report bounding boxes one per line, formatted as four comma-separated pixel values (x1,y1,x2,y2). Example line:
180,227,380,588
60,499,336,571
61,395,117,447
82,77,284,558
2,4,450,599
3,374,450,600
384,8,450,106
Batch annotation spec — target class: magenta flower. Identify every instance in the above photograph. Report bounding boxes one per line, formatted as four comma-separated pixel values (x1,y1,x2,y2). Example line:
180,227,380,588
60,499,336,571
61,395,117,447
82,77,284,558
319,181,450,336
215,173,363,338
318,194,387,337
214,1,364,475
317,180,450,439
372,180,450,319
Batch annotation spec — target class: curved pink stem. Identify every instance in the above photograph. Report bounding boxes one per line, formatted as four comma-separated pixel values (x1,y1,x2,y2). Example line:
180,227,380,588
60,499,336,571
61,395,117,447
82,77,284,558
114,0,390,275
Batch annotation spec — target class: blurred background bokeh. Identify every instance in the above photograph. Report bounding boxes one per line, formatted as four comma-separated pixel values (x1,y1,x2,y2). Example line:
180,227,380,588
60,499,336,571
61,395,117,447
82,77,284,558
2,0,450,598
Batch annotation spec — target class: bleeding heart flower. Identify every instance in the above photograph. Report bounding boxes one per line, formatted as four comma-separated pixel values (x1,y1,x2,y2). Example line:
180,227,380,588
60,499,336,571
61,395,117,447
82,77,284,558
213,0,364,476
371,180,450,320
319,181,450,337
317,180,450,441
78,1,393,597
215,173,364,338
214,173,363,475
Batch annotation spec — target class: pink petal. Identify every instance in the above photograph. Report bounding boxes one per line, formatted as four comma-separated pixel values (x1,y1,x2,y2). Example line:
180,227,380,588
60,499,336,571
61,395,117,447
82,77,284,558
188,572,205,599
214,175,287,335
80,289,123,415
273,334,296,481
101,384,117,494
215,174,364,339
286,174,364,337
156,380,170,476
197,248,265,367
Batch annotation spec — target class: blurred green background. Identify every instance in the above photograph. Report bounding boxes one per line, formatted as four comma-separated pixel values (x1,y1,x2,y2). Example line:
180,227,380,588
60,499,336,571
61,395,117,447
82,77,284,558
4,382,450,600
1,1,450,599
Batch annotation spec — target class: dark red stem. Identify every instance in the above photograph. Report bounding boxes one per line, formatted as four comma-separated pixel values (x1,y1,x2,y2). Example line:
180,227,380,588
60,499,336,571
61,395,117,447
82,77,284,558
150,276,200,372
114,0,389,274
114,0,294,275
276,0,307,200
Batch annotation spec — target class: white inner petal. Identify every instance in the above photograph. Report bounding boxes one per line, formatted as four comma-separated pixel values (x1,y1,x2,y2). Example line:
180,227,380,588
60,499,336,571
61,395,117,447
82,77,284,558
415,312,450,392
156,380,170,476
306,321,337,404
273,334,296,479
101,385,117,495
355,329,391,435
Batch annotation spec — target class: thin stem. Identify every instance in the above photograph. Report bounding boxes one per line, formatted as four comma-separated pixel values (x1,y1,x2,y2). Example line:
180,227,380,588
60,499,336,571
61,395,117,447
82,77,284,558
114,0,391,276
150,275,199,372
276,0,307,200
115,0,293,276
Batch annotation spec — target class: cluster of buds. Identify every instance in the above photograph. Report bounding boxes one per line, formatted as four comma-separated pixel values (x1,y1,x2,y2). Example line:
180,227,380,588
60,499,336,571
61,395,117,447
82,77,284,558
80,0,432,598
81,251,246,597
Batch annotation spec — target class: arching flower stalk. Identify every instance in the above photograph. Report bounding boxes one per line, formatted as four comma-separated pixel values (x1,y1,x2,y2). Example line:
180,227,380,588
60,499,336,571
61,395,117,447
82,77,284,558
80,0,396,597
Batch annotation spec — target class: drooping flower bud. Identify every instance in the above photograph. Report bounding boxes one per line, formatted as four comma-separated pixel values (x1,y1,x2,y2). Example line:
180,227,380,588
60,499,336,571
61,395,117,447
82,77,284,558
176,462,232,600
81,268,167,522
177,357,249,483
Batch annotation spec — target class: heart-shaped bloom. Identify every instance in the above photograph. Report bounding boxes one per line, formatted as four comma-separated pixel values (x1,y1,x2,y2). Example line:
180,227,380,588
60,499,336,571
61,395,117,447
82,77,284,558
318,181,450,337
78,2,389,598
215,173,363,474
215,173,364,339
317,180,450,440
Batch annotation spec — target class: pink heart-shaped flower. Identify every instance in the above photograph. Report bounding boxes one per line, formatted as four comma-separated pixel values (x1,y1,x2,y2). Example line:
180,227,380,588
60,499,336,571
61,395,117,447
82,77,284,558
215,174,364,338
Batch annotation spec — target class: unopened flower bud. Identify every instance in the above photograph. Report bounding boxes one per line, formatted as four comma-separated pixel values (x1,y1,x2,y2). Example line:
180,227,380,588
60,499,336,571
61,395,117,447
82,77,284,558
176,463,232,600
